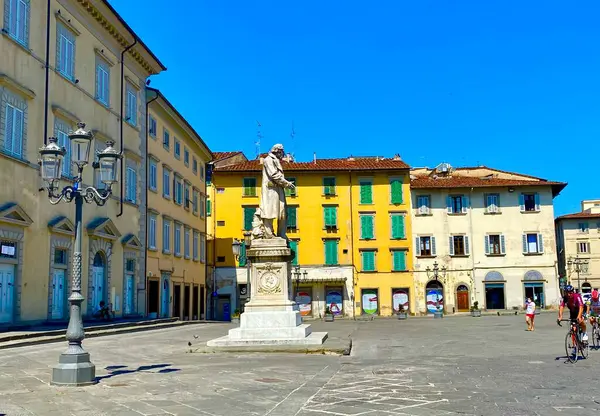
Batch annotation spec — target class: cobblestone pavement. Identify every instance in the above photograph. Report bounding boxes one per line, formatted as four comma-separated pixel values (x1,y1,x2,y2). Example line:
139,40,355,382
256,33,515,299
1,314,599,415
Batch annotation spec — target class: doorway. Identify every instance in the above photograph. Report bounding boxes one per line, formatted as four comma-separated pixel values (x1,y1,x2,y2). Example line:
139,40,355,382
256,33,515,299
485,283,506,309
91,252,106,312
295,287,313,317
173,284,182,319
0,263,15,323
148,279,159,318
161,273,170,317
326,287,344,316
361,288,379,315
183,284,191,320
200,286,205,319
456,284,470,312
124,274,135,315
391,288,409,313
216,295,231,321
524,283,545,308
192,285,199,320
426,280,444,313
51,269,66,319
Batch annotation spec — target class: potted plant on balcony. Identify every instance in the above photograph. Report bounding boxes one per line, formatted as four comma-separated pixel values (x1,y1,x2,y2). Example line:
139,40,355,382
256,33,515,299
324,306,334,322
396,306,408,320
231,309,240,324
470,301,481,317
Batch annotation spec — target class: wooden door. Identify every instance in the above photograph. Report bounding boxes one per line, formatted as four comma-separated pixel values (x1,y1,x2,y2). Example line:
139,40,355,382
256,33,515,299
456,290,469,312
51,269,66,319
0,264,15,323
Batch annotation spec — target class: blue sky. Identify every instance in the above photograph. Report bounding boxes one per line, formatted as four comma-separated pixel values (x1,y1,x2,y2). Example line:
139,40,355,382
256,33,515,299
110,0,600,216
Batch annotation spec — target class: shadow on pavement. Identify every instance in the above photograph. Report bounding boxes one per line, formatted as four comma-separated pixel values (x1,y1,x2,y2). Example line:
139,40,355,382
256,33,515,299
96,363,180,382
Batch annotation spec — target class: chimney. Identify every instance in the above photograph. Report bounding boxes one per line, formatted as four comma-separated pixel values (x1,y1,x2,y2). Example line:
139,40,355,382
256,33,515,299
313,152,317,164
393,153,401,161
347,155,355,161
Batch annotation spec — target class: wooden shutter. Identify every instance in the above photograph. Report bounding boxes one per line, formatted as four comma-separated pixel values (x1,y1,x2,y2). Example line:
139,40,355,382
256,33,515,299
325,240,337,265
239,242,246,266
484,235,490,255
431,236,437,255
461,196,468,214
500,235,506,254
390,179,403,204
361,215,373,239
243,207,254,231
393,250,406,271
289,240,298,265
537,234,544,253
534,193,541,211
287,206,297,228
464,236,470,255
414,237,421,256
446,196,453,214
360,181,372,204
363,251,375,271
4,104,14,154
449,236,455,256
522,234,528,254
207,200,212,215
519,194,525,211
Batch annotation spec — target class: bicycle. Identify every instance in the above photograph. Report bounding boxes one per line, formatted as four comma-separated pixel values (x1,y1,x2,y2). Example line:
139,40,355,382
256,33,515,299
557,319,589,363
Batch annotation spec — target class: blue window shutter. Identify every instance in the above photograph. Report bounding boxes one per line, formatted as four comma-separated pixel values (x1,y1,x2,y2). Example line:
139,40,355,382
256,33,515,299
415,237,421,256
13,107,23,157
464,236,470,255
519,194,525,211
449,236,455,256
431,236,436,256
4,104,14,154
239,242,247,266
522,234,528,254
534,193,541,211
538,234,544,253
8,0,17,37
446,196,453,213
484,235,490,255
461,196,468,213
500,235,506,254
95,64,101,99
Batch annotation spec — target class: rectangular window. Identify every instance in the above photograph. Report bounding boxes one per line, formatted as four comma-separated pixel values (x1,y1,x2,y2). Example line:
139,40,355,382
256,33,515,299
287,206,297,232
125,166,137,203
485,234,505,255
184,148,189,166
55,121,71,177
0,241,17,259
95,60,110,106
449,235,469,256
174,177,183,204
390,178,403,204
174,139,181,158
192,189,198,214
361,250,376,271
148,215,157,249
522,233,544,254
520,193,540,212
54,248,67,265
6,0,29,46
391,250,406,271
244,207,256,231
577,242,590,254
578,222,589,233
207,199,212,216
243,177,257,196
200,234,206,263
323,177,336,195
193,231,199,261
149,159,157,191
163,129,170,149
3,103,24,158
192,157,198,174
174,224,181,256
184,184,190,209
162,219,171,253
324,239,338,265
285,177,297,197
289,240,298,265
390,214,405,239
126,85,137,126
200,165,205,180
447,195,468,214
57,23,75,81
416,195,430,215
360,214,374,239
184,228,190,259
415,236,436,256
324,206,338,228
149,115,157,137
200,195,206,219
163,168,171,198
359,180,373,204
485,193,500,213
126,259,136,273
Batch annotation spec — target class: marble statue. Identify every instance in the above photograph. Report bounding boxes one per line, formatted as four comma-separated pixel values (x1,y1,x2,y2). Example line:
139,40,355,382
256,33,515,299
255,143,295,239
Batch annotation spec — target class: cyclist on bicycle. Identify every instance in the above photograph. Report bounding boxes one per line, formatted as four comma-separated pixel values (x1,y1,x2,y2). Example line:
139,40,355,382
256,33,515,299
587,289,600,327
558,285,588,341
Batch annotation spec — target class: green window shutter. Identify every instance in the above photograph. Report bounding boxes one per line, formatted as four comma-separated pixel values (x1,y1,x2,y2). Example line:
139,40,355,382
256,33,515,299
363,251,375,271
360,181,373,204
361,215,374,239
324,207,336,227
392,251,406,271
289,240,298,265
287,206,297,228
324,177,336,195
285,178,296,196
243,178,256,196
391,215,405,239
325,240,338,265
239,242,247,266
390,179,403,204
243,207,254,231
206,200,212,216
331,207,337,227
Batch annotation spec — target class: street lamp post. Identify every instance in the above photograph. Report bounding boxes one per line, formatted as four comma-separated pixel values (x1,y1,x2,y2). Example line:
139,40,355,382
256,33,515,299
567,255,590,292
39,122,121,386
425,261,447,318
292,266,308,302
232,232,252,307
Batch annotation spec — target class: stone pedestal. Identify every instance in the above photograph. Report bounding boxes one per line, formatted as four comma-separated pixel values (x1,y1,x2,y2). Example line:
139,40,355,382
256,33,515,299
207,238,327,347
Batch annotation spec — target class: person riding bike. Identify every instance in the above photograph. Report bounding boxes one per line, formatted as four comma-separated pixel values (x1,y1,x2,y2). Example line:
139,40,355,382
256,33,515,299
558,285,588,341
587,289,600,328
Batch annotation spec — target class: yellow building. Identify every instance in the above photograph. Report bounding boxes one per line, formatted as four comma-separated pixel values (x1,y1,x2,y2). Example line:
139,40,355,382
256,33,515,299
208,153,414,319
0,0,165,325
145,88,212,320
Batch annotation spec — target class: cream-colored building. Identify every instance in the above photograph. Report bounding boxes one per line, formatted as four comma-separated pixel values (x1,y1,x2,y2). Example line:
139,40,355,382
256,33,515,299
145,88,212,320
556,200,600,294
410,164,566,313
0,0,165,325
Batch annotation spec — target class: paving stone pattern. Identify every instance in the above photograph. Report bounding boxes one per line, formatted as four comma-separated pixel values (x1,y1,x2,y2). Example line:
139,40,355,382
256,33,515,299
0,315,600,415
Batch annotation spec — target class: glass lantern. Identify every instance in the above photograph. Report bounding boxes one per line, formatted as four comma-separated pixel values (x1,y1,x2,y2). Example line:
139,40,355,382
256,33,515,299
96,140,121,185
69,122,93,166
232,239,241,257
39,137,66,183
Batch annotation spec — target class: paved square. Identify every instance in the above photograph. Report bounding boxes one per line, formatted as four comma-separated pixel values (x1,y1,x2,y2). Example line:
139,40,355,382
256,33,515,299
1,314,600,415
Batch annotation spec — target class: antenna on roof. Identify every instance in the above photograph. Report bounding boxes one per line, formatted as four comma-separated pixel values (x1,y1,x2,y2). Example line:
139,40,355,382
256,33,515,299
289,121,296,160
255,120,262,158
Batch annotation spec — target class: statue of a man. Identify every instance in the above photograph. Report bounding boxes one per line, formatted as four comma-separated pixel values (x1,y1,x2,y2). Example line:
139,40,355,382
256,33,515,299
258,144,295,239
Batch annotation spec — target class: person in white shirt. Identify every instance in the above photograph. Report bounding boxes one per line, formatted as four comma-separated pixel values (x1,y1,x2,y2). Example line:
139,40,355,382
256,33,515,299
525,297,536,331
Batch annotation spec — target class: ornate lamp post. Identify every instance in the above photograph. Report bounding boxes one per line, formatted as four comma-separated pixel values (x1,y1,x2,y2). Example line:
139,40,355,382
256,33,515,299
567,255,590,292
292,265,308,303
39,122,121,386
232,231,252,306
425,261,447,318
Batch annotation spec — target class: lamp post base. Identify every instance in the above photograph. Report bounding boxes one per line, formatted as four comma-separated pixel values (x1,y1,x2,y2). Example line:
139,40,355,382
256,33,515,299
51,352,97,386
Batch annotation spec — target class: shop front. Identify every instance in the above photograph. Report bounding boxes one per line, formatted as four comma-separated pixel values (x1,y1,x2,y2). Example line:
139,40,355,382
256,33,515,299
292,267,353,318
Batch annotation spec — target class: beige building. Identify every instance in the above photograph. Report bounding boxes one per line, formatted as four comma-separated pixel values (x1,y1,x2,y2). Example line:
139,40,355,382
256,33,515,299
555,200,600,294
410,164,566,313
0,0,165,325
145,88,212,320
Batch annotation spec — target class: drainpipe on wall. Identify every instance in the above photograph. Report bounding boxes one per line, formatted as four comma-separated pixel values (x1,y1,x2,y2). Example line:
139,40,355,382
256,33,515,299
348,171,356,320
469,187,476,304
43,0,51,144
116,38,137,218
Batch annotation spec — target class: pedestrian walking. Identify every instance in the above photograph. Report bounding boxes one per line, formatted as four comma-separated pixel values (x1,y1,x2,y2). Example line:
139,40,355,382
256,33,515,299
525,297,536,331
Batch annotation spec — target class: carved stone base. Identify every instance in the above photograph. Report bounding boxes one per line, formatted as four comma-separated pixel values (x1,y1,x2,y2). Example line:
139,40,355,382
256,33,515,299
51,352,97,386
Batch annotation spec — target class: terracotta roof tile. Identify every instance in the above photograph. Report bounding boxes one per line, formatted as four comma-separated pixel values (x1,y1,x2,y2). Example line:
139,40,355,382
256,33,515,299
215,157,410,172
454,166,544,180
212,151,243,161
411,176,567,196
556,212,600,220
